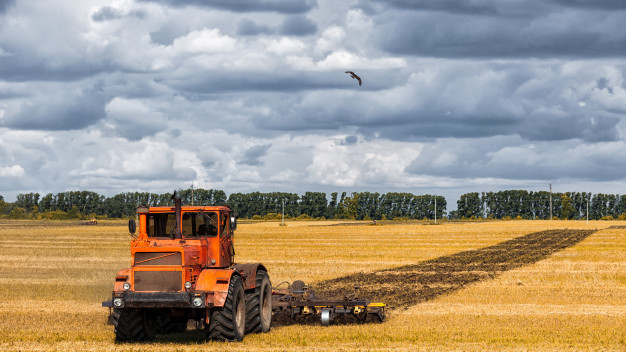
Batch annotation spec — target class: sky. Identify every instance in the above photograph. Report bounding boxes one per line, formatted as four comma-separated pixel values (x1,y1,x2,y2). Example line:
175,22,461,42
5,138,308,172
1,0,625,207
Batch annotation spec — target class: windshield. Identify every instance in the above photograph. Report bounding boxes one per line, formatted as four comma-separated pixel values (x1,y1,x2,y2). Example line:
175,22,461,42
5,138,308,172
148,212,218,237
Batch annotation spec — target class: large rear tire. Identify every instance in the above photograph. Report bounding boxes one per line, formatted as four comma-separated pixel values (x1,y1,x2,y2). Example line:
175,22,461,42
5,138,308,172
113,308,156,342
245,270,272,334
207,275,246,341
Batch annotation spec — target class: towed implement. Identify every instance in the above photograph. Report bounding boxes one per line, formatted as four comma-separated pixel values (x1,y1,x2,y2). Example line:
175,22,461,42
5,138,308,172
272,280,385,326
103,198,384,342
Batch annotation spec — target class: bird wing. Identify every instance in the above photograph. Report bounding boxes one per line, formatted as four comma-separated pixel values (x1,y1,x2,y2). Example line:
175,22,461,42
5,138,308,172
345,71,362,86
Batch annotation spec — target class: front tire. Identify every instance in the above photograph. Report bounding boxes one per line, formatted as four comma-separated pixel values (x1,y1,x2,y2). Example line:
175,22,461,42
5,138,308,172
245,270,272,334
113,308,156,342
207,275,246,341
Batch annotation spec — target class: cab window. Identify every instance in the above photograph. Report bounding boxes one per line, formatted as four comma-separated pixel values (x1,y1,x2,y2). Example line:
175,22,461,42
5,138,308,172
148,213,176,237
182,212,218,237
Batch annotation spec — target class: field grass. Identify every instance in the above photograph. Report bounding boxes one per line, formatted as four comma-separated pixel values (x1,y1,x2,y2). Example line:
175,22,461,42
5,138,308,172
0,219,623,351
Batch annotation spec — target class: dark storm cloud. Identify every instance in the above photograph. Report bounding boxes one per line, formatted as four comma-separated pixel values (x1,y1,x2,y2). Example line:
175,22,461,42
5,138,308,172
0,54,109,82
240,144,271,166
370,0,626,15
1,84,107,131
551,0,626,10
167,70,399,94
372,3,626,58
0,0,14,14
406,138,626,182
242,61,622,144
367,114,619,143
106,118,165,141
91,6,145,22
236,18,273,36
368,0,501,15
518,114,620,142
279,15,317,36
344,135,358,145
138,0,317,14
237,15,317,36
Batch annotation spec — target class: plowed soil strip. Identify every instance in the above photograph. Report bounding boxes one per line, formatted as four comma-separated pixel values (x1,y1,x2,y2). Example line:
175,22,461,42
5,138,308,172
314,229,596,309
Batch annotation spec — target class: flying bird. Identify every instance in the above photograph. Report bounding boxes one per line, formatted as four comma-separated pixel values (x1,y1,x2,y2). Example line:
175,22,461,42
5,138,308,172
345,71,362,86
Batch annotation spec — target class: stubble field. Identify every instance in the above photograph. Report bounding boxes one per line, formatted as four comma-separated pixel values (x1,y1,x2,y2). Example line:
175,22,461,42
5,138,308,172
0,219,624,351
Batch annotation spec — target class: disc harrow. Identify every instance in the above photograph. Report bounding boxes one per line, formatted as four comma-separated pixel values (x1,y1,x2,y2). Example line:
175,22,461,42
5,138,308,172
271,280,386,326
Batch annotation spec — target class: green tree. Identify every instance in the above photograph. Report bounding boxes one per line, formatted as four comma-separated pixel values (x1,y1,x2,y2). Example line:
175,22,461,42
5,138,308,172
457,192,481,218
301,192,328,218
336,192,358,220
15,193,40,213
9,207,27,219
67,205,81,219
326,192,338,219
560,193,575,220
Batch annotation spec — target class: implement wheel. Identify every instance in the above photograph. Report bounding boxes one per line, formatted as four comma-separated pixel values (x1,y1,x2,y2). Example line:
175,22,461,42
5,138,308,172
207,275,246,341
113,308,156,342
245,270,272,334
321,308,332,326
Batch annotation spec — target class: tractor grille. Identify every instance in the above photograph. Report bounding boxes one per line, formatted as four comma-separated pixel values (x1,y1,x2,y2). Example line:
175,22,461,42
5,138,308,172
134,252,182,266
134,271,182,292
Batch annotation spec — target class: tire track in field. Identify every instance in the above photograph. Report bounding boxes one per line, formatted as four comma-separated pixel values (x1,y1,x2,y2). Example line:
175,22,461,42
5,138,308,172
314,228,597,310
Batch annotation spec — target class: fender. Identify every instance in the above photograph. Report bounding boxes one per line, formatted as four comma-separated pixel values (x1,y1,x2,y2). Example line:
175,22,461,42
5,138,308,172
113,268,130,291
196,268,237,307
233,263,267,290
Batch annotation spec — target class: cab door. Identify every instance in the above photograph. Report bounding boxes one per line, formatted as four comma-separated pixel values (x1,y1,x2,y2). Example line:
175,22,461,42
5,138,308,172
219,211,235,266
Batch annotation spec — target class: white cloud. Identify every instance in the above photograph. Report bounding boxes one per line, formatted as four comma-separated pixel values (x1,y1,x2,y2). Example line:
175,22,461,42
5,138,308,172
306,138,422,187
170,28,238,54
262,37,307,56
314,26,345,55
0,165,24,177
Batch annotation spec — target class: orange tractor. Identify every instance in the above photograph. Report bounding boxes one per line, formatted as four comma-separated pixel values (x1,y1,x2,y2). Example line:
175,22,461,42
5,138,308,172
103,197,385,342
103,198,271,342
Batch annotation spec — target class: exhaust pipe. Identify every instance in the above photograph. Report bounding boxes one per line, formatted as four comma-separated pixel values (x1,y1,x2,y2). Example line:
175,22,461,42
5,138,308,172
171,192,182,239
174,197,182,239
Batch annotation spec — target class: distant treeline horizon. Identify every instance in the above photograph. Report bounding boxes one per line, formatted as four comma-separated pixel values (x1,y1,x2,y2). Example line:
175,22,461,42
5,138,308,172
0,189,624,220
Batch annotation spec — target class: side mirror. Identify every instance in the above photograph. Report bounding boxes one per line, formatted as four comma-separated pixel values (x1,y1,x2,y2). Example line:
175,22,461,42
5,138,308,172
128,219,136,235
230,216,237,231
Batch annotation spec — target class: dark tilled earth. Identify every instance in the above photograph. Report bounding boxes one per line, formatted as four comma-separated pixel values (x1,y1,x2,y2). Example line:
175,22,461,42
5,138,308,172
313,228,597,310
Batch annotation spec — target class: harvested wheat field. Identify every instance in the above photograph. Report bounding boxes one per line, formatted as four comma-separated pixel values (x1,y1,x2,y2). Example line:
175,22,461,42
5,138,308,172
0,219,624,351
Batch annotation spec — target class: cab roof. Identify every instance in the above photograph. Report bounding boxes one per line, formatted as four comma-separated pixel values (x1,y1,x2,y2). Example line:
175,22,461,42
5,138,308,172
137,205,231,213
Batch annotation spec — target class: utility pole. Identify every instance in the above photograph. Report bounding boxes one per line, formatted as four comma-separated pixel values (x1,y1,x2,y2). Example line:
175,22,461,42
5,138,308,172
549,181,552,220
191,182,194,206
282,199,285,226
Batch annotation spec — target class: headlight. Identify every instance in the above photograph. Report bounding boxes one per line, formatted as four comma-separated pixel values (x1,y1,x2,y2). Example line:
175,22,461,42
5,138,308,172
192,297,203,307
113,298,123,307
185,281,192,289
123,282,131,290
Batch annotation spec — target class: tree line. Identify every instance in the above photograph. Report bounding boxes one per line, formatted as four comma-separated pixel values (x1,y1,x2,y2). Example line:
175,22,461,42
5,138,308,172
454,190,626,220
1,189,623,221
0,189,444,221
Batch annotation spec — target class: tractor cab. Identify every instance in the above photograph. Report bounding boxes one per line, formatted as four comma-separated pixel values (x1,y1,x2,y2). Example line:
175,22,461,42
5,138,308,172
128,202,237,270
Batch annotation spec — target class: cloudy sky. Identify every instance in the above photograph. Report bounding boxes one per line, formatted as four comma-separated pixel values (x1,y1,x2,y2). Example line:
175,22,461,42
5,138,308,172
1,0,625,206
